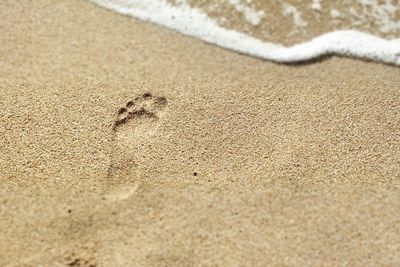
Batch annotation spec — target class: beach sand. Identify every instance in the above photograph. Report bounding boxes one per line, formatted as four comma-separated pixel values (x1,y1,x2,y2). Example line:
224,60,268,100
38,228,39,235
1,0,399,266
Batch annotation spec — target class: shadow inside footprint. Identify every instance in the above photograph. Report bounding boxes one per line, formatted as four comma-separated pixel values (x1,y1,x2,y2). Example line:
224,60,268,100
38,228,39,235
113,93,167,131
107,93,168,188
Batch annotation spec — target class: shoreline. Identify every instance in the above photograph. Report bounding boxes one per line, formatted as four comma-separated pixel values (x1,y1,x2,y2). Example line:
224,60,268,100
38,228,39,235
91,0,400,65
1,0,399,266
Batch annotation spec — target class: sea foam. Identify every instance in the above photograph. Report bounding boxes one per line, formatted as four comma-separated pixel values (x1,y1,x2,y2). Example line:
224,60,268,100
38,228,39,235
91,0,400,65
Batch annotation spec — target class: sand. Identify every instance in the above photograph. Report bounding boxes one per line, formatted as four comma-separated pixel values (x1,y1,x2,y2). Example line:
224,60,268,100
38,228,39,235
0,0,399,266
179,0,400,45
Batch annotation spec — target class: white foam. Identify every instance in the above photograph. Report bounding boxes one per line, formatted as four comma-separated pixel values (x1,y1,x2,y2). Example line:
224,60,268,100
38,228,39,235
282,3,307,29
227,0,265,26
90,0,400,65
330,9,341,19
356,0,400,34
311,0,323,11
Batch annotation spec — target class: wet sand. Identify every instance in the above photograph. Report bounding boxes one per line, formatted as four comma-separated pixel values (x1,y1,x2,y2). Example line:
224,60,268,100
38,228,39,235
0,0,399,266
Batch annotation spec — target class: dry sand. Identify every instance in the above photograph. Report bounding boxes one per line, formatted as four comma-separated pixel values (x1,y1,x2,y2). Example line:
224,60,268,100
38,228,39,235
1,0,400,266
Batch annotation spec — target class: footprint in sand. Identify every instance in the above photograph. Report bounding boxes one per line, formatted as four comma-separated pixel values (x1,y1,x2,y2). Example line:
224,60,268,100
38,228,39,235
106,93,168,193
